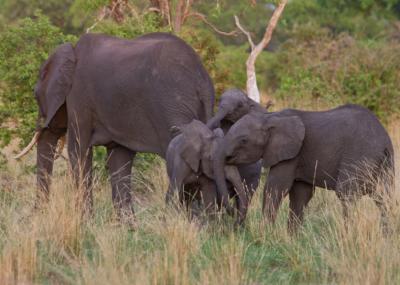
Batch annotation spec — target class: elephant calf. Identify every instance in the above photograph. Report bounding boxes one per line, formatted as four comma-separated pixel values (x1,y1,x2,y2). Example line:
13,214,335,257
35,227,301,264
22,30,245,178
214,104,394,232
166,120,257,225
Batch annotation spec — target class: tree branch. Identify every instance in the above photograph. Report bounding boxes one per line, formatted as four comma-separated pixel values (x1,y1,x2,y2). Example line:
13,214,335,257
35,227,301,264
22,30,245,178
234,15,255,50
256,0,287,54
188,12,238,36
237,0,288,103
86,7,108,33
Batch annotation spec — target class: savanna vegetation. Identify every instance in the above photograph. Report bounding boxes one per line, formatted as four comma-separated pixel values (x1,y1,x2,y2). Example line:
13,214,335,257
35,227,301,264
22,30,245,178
1,0,400,284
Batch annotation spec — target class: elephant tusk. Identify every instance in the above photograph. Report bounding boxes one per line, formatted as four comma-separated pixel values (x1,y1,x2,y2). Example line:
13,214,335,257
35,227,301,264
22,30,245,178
54,135,66,160
14,131,42,159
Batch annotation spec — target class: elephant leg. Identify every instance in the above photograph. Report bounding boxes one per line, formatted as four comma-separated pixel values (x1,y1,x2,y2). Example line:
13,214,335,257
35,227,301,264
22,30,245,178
237,161,262,202
335,169,360,222
36,129,63,203
263,161,296,224
288,181,314,234
198,176,217,215
106,145,135,226
225,166,249,226
183,184,202,218
67,121,93,217
336,191,357,229
370,175,394,234
166,165,192,206
373,194,390,234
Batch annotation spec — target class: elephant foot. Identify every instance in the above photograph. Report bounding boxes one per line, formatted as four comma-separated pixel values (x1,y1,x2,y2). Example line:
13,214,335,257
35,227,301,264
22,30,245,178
222,199,235,216
233,219,245,230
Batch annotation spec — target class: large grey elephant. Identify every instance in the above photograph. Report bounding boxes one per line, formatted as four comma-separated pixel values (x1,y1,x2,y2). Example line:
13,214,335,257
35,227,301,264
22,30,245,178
166,120,260,225
213,104,394,232
16,32,215,224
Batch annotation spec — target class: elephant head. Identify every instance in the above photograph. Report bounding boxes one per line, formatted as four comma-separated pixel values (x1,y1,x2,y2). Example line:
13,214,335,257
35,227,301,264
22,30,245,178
213,113,305,206
206,88,267,130
15,43,76,197
176,120,223,179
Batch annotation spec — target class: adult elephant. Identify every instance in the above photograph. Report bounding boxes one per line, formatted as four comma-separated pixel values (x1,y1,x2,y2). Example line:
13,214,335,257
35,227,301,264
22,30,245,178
15,32,214,224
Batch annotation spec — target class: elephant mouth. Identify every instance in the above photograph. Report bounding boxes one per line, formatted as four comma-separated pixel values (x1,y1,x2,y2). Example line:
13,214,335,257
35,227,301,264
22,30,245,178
226,155,235,164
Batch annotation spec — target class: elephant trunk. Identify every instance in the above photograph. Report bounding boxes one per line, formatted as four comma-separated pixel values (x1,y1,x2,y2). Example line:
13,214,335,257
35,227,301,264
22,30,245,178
206,108,229,130
251,100,270,113
36,129,61,200
213,140,234,215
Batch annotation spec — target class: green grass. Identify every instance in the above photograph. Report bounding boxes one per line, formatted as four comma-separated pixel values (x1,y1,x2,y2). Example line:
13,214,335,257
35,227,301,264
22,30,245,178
1,126,400,284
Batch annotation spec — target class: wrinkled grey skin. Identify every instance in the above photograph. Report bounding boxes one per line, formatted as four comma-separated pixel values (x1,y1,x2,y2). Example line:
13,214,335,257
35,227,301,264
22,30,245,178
214,104,394,232
166,120,257,225
207,88,267,131
206,89,265,211
33,33,214,222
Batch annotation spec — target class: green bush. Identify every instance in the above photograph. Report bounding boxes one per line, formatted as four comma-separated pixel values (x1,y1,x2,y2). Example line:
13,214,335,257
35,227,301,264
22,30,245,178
0,12,76,146
179,28,228,97
90,12,165,39
281,0,400,40
0,0,80,34
268,33,400,120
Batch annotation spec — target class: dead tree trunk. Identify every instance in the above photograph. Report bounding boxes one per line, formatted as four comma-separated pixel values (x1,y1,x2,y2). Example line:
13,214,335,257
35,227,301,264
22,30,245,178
235,0,287,103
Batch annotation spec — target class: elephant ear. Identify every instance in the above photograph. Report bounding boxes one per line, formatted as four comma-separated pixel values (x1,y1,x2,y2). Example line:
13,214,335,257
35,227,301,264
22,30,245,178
199,128,223,178
262,115,305,168
41,43,76,128
180,131,203,173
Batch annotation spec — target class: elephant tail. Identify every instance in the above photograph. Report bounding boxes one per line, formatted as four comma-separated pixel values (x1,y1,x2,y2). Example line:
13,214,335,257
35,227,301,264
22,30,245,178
198,75,215,123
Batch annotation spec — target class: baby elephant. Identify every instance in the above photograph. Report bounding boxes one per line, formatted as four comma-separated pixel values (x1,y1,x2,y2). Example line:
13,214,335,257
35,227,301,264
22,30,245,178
214,104,394,232
166,120,253,225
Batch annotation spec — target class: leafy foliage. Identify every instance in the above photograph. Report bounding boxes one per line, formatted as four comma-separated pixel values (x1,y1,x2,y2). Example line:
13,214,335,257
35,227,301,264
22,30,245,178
0,0,80,33
179,28,229,97
0,0,400,163
90,12,165,38
281,0,400,39
0,12,76,145
266,33,400,120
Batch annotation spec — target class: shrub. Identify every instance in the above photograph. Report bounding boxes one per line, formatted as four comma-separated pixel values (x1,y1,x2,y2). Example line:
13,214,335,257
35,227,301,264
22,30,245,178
0,0,79,34
90,12,165,39
268,33,400,120
179,27,230,97
0,12,76,146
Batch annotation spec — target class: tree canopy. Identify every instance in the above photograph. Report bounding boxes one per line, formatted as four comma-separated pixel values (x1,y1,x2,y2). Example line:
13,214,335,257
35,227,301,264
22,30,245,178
1,0,400,145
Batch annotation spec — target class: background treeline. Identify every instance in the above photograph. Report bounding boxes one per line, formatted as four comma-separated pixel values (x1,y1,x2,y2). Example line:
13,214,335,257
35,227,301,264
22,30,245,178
1,0,400,146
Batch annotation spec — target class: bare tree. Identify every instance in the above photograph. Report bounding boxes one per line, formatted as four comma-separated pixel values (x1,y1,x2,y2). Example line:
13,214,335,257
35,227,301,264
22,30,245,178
149,0,237,34
235,0,288,103
87,0,140,32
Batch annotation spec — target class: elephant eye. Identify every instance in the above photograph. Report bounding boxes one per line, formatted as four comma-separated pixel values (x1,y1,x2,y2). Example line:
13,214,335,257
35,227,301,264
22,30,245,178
240,137,248,144
237,102,244,108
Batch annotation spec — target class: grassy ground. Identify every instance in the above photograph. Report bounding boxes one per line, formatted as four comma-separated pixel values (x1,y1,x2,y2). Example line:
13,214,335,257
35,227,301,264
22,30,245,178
1,120,400,284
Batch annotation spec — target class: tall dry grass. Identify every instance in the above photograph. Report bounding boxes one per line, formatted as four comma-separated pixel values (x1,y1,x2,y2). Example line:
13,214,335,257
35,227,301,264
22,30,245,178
0,122,400,284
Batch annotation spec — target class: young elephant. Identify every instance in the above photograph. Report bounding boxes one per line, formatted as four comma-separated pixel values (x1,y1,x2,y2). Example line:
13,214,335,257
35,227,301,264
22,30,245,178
214,104,394,232
207,88,267,131
166,120,253,225
205,88,265,212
